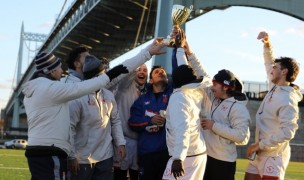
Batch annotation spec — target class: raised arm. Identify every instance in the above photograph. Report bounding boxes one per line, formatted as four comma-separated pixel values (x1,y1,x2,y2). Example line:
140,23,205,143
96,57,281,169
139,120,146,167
257,31,275,89
106,38,166,89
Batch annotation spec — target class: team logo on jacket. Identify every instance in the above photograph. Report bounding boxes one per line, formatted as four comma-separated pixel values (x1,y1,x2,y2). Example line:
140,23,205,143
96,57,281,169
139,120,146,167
221,104,229,111
88,98,96,106
162,95,168,103
144,101,150,105
266,97,272,103
266,165,274,174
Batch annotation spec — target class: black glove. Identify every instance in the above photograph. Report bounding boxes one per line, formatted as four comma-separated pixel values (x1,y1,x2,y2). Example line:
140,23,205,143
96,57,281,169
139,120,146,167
106,65,128,81
171,159,184,179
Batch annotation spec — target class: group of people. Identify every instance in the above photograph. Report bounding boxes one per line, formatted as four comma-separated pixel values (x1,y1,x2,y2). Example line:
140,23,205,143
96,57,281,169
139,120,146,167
22,28,302,180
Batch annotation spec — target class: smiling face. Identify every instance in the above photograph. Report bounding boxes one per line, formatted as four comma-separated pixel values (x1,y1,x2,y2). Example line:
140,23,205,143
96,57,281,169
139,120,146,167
211,81,229,99
135,64,148,85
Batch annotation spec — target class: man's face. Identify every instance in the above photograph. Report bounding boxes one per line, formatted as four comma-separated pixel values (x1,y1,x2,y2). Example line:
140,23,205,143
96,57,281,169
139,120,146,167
211,81,226,99
270,62,285,84
135,64,148,85
74,51,90,72
50,66,63,80
150,67,168,85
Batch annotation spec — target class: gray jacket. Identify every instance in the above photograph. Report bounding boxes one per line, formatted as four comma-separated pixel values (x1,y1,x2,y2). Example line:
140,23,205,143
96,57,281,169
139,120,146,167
69,88,125,164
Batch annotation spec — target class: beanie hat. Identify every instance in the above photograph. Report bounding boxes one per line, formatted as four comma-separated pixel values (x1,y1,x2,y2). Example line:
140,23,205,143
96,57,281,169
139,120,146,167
172,65,197,88
213,69,236,88
35,51,61,74
82,55,109,79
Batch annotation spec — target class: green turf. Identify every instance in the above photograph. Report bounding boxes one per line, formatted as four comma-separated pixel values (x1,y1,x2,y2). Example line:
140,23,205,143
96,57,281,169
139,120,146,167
235,159,304,180
0,149,30,180
0,149,303,180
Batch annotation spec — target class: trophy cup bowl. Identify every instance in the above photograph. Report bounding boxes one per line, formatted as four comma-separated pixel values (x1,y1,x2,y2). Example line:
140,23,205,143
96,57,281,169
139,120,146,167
163,4,192,47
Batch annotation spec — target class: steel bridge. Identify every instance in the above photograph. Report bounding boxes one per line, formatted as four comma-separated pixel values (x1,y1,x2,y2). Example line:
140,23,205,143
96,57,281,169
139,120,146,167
2,0,304,136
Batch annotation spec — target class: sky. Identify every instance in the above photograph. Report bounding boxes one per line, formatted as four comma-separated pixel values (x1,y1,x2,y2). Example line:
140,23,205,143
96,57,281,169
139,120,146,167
0,1,304,110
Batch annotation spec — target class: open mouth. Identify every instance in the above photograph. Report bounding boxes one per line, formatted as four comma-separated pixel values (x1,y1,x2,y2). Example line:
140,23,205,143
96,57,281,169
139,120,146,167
137,75,146,80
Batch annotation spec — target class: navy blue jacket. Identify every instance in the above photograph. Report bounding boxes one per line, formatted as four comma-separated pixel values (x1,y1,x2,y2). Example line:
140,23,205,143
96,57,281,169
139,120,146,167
128,84,173,155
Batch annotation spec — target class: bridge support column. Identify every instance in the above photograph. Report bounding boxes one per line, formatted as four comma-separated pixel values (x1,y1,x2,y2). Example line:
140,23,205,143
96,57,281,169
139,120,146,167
153,0,174,75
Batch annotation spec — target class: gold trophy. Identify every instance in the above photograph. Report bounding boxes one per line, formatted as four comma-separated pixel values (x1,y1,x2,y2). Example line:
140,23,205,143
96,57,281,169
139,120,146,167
163,4,192,47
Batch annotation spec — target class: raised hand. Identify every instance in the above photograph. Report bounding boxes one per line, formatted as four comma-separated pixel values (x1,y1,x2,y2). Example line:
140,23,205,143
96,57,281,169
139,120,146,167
148,38,167,56
174,29,186,48
170,25,180,39
257,31,271,47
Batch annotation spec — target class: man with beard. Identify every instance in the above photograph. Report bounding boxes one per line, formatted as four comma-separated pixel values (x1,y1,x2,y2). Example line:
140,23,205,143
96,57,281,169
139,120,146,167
63,38,167,179
127,29,188,180
68,55,126,179
244,32,302,180
128,65,171,180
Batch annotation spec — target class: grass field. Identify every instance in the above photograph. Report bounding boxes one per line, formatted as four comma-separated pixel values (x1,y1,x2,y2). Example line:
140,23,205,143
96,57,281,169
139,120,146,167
0,149,303,180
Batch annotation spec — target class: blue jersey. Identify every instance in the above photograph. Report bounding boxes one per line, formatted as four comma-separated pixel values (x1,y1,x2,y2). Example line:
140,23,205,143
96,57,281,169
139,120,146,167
128,84,173,155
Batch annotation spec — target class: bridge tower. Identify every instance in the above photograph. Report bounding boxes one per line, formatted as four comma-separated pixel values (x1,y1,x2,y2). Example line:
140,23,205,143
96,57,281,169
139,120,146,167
11,23,47,128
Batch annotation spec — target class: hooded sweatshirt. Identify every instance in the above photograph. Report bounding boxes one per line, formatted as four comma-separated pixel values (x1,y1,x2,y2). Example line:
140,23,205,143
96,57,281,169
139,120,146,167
183,50,251,162
166,81,208,161
255,45,303,157
69,88,125,164
22,74,110,155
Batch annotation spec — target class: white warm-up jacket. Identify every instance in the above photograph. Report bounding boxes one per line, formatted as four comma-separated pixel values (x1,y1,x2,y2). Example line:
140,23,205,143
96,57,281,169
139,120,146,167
22,74,110,154
166,81,209,161
255,45,303,157
69,88,125,164
23,47,152,155
182,49,251,162
107,46,152,139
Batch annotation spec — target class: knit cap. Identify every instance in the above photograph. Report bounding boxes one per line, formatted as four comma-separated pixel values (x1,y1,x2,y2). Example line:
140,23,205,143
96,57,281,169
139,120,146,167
35,51,61,74
82,55,109,79
172,65,196,88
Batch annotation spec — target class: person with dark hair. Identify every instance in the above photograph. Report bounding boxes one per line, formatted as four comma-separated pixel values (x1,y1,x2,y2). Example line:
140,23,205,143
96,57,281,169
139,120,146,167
22,51,130,179
62,46,90,83
68,55,126,180
201,68,251,180
244,32,302,180
128,64,171,180
161,29,250,180
127,31,189,180
162,64,207,180
61,39,166,180
23,38,167,179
